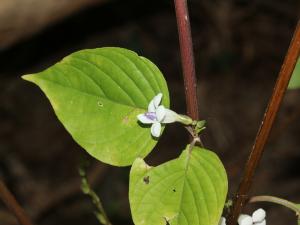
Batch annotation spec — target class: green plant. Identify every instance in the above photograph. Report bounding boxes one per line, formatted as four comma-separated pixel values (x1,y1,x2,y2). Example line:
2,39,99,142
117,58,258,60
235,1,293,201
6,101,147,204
22,45,228,225
1,2,299,225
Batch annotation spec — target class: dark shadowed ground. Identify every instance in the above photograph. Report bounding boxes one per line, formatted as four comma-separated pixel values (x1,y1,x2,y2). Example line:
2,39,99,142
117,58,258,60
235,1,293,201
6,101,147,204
0,0,300,224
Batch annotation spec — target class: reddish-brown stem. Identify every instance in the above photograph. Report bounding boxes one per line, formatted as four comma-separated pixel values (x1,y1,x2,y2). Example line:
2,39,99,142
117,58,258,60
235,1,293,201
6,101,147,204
174,0,199,120
227,20,300,225
0,179,34,225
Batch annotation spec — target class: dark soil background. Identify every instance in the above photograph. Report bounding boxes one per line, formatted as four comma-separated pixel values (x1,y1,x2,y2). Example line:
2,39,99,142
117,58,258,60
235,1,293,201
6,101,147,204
0,0,300,224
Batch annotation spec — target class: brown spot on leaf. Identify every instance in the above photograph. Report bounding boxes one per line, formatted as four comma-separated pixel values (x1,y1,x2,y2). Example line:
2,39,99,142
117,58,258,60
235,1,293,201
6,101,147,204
122,116,129,124
143,176,149,184
164,217,171,225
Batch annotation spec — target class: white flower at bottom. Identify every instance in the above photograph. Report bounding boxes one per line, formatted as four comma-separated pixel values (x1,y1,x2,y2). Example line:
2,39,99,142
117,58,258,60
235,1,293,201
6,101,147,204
137,93,180,138
219,217,226,225
254,220,266,225
252,208,266,223
237,208,266,225
218,209,266,225
238,214,253,225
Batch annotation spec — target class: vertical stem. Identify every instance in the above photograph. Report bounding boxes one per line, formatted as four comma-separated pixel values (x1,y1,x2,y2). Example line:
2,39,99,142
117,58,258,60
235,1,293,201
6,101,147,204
174,0,199,120
0,179,34,225
227,20,300,225
79,165,112,225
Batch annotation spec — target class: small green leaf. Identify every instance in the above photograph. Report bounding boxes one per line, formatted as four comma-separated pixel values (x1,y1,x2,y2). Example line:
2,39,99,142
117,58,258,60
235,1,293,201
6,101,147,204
22,47,169,166
129,146,228,225
288,57,300,89
95,213,107,225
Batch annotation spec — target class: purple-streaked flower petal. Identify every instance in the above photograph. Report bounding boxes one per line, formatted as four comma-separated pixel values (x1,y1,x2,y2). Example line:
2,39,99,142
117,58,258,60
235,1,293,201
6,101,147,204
137,114,154,124
145,112,157,121
151,122,161,137
138,92,179,137
156,105,166,122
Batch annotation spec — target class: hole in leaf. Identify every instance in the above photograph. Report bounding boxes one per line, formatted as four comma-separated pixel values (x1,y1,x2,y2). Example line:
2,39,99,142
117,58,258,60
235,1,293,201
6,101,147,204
97,101,103,107
143,176,150,184
163,217,170,225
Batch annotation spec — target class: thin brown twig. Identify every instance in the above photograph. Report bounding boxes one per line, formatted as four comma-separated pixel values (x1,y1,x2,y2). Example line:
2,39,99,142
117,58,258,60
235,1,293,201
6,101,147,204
0,179,34,225
174,0,199,120
227,20,300,225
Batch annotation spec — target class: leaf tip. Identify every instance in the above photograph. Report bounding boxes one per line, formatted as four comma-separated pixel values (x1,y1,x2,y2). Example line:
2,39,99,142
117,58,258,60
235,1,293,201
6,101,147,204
131,158,153,177
133,157,150,168
21,74,35,82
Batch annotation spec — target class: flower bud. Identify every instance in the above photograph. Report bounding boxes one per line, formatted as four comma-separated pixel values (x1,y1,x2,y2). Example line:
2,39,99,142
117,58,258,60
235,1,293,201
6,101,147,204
252,208,266,223
238,214,253,225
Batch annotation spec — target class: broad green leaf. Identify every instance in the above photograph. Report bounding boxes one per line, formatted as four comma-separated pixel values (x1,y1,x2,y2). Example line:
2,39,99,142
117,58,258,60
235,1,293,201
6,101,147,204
129,146,228,225
288,57,300,89
22,47,169,166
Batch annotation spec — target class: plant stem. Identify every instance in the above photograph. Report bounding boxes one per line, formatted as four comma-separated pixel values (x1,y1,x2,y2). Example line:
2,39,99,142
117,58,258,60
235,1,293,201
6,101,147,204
0,179,34,225
227,20,300,225
79,166,112,225
174,0,199,120
249,195,300,215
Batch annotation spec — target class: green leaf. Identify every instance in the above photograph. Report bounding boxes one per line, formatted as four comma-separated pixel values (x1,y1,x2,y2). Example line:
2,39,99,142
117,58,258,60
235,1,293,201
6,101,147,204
288,57,300,89
129,146,228,225
22,47,169,166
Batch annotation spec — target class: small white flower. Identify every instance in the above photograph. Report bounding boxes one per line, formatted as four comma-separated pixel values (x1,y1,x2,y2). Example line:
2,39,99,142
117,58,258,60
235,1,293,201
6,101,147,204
252,208,266,223
219,216,226,225
253,220,266,225
237,209,266,225
238,214,253,225
217,209,266,225
137,93,179,138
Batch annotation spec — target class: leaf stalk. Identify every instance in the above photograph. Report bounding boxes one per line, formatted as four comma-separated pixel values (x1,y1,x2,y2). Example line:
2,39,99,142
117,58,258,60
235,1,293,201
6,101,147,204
249,195,300,216
79,165,112,225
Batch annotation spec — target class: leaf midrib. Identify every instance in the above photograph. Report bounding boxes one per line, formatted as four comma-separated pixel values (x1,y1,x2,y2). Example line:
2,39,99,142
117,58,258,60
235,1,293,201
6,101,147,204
174,150,194,225
30,75,146,110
